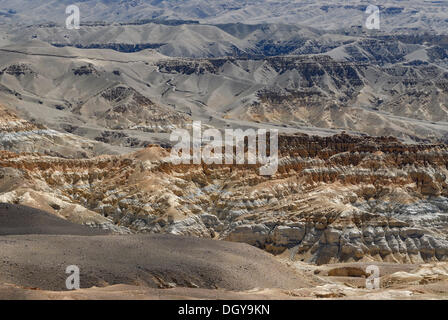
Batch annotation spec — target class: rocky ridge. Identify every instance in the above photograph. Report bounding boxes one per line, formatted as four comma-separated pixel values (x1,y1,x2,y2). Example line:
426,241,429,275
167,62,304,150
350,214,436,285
0,132,447,264
1,42,448,145
0,104,108,158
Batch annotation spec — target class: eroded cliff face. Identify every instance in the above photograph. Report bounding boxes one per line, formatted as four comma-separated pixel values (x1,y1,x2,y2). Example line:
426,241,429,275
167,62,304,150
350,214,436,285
75,84,191,133
0,104,115,158
0,133,447,264
154,55,448,142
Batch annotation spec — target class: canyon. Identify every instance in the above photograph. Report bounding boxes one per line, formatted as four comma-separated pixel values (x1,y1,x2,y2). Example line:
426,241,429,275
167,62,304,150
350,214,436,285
1,107,447,265
1,0,448,300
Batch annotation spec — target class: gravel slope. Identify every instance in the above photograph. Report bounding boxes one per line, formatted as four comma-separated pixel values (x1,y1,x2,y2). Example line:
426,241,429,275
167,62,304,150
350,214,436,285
0,204,310,292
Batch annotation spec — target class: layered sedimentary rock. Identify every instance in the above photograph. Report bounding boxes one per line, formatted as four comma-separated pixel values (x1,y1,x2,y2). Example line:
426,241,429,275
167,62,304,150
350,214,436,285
0,104,112,158
76,84,191,133
1,42,448,146
0,132,447,264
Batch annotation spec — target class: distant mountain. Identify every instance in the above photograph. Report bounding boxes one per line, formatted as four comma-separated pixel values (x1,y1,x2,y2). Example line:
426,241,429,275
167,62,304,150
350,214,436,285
0,40,447,145
1,0,448,145
1,0,447,32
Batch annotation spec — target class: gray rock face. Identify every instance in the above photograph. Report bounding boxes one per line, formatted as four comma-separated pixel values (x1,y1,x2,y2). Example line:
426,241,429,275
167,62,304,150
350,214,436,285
200,213,224,232
222,210,448,265
225,224,271,247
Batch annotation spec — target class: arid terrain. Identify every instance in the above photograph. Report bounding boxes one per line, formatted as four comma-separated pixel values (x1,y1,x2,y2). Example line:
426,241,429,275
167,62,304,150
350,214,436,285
0,0,448,300
1,204,448,300
0,116,447,299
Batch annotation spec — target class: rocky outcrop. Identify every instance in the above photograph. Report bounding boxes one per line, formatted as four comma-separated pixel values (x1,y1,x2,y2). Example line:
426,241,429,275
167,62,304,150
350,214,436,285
0,133,447,264
72,64,99,76
52,42,164,53
2,43,448,143
72,85,191,135
0,64,36,77
0,104,104,158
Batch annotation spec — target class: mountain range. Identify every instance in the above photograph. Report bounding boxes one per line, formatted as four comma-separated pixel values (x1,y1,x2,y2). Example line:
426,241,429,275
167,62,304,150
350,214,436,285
1,0,448,32
1,0,448,300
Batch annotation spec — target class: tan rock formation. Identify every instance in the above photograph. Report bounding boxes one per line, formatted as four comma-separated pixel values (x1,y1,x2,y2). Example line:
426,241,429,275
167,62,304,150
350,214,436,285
0,132,447,264
0,104,110,158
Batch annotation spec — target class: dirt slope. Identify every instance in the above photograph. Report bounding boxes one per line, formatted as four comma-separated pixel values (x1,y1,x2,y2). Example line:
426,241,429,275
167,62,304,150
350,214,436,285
0,203,107,236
